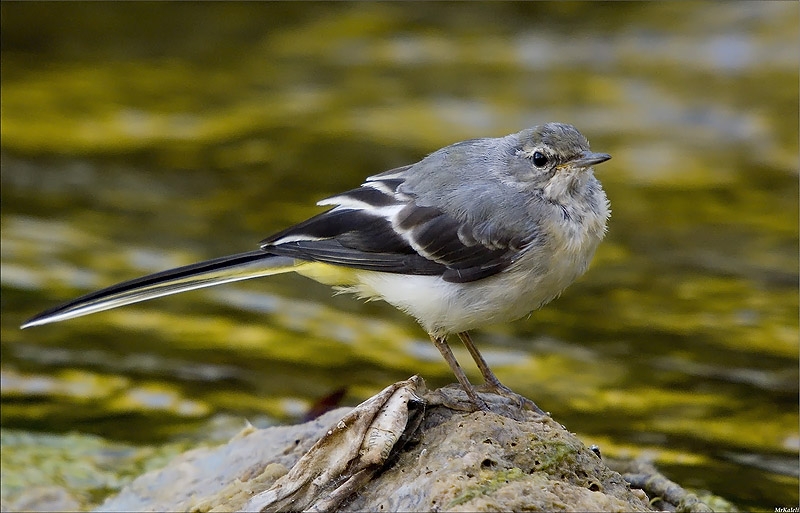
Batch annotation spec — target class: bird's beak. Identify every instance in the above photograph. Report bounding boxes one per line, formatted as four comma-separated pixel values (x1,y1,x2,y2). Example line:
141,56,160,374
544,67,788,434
570,151,611,168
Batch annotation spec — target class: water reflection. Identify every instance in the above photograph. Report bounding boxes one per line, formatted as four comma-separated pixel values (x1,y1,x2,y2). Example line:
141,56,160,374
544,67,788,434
1,2,797,510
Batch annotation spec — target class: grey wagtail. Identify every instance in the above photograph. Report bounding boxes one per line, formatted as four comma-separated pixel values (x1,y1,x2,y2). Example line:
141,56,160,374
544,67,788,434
22,122,611,414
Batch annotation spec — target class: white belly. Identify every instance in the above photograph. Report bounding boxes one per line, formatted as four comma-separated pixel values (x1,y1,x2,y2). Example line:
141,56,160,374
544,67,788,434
351,223,603,336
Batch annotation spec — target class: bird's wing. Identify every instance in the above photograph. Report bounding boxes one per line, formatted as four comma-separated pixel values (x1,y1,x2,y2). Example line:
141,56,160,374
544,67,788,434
261,167,530,283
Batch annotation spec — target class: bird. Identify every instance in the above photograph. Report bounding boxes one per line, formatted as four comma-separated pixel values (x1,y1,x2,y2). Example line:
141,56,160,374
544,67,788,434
21,122,611,414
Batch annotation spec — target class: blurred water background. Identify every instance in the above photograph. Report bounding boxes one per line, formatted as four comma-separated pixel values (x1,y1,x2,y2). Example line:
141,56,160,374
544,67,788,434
1,2,797,510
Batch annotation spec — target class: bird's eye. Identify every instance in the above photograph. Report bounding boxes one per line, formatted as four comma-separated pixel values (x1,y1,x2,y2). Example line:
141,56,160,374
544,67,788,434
532,151,548,167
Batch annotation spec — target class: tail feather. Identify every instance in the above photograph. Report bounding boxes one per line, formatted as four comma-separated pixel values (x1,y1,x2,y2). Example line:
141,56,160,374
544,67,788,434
21,251,298,328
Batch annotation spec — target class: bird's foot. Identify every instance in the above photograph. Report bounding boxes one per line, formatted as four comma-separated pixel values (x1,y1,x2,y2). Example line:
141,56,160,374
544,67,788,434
480,381,547,416
429,383,548,420
427,384,488,412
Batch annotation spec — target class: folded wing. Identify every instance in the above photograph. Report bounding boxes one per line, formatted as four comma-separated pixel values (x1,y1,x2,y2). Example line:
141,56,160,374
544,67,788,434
262,169,529,283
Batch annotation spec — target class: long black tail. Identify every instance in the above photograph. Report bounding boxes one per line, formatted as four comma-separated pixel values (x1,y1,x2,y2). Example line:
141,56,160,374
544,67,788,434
21,250,298,328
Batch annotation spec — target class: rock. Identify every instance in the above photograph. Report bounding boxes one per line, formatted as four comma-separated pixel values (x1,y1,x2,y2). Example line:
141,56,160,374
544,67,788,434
96,378,656,512
344,385,652,512
93,407,352,512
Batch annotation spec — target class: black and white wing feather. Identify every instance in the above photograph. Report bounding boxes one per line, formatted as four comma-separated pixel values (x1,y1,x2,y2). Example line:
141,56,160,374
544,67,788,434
262,166,530,283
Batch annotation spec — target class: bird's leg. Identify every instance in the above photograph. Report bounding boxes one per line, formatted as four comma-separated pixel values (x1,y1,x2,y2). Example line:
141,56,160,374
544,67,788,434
457,331,546,415
429,334,489,411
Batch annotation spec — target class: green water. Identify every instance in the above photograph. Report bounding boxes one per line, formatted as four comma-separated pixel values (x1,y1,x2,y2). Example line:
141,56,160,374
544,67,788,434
1,2,797,510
